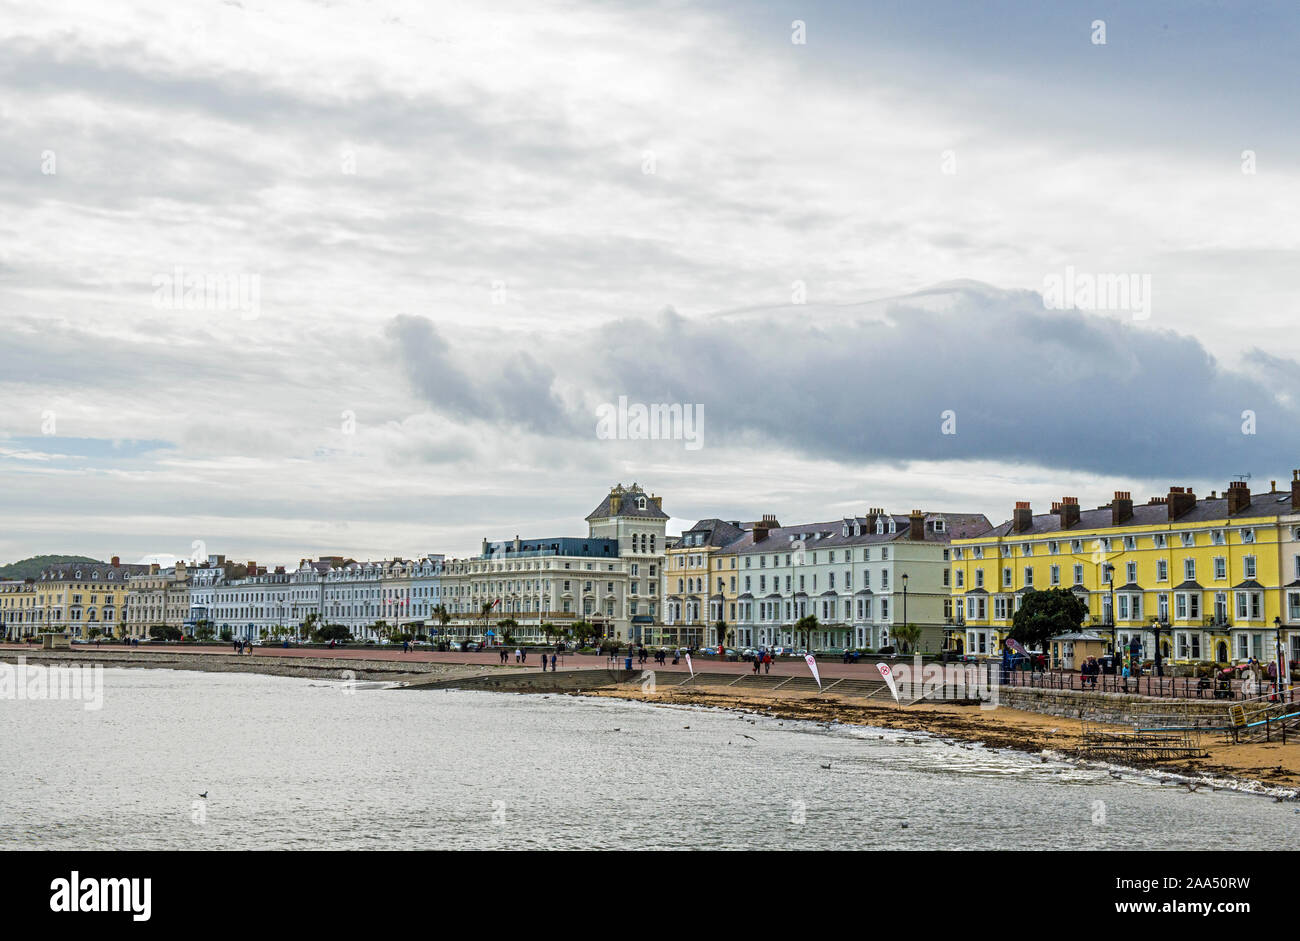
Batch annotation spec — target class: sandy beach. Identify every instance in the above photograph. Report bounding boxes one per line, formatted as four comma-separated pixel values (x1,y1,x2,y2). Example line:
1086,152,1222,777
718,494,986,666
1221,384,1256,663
576,684,1300,796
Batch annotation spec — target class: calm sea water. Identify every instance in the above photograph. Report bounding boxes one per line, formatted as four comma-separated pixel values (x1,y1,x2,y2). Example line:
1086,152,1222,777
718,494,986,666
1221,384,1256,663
0,667,1294,850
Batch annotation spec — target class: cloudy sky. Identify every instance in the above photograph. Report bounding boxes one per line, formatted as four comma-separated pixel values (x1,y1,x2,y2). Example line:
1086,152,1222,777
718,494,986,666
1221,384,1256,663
2,0,1299,565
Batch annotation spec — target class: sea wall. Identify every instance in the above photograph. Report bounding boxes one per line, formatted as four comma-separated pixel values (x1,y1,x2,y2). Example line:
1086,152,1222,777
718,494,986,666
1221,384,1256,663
994,686,1229,723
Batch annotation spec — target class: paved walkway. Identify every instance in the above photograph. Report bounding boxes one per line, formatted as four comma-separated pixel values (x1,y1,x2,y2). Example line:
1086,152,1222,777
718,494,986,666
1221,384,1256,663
0,642,905,680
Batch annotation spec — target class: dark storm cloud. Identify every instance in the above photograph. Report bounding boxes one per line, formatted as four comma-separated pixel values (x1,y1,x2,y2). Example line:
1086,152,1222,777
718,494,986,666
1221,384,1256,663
389,286,1300,479
386,314,573,433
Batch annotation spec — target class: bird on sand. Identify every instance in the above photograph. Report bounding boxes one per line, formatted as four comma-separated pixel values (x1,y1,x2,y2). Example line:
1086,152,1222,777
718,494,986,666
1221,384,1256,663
198,792,208,799
820,762,832,770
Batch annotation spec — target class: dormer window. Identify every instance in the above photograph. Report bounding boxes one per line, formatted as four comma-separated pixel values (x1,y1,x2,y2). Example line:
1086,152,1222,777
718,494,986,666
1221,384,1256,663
636,497,646,510
933,519,945,533
887,520,896,534
875,519,884,534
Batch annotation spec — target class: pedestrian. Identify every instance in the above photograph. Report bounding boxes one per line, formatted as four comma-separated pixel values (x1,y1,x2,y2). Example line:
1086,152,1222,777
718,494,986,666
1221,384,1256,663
550,653,557,672
515,647,522,663
764,651,772,674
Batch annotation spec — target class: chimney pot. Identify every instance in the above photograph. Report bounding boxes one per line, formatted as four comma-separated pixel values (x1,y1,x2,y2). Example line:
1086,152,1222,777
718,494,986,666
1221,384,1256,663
1226,480,1251,515
1111,491,1134,526
1012,502,1033,534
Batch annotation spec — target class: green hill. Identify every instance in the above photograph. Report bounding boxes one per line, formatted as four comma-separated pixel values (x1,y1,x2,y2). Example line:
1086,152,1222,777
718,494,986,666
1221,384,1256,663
0,555,103,580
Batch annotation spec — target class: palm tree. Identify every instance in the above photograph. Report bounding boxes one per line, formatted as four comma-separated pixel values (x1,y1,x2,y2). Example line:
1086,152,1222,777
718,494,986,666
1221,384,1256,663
794,614,819,652
891,622,922,654
432,604,452,641
713,620,731,648
479,601,495,643
497,617,519,645
540,621,556,644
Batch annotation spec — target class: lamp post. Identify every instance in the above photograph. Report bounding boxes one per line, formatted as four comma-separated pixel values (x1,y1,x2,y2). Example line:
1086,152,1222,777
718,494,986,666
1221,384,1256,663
1273,616,1288,703
1103,563,1116,654
1153,616,1168,678
901,572,909,634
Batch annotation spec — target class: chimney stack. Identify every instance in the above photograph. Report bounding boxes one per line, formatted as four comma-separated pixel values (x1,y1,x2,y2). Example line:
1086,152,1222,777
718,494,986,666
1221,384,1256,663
1226,480,1251,515
1012,501,1033,534
1292,470,1300,511
1058,496,1080,529
111,556,120,567
247,560,257,576
1111,491,1133,526
909,510,925,540
1166,487,1196,520
753,514,780,542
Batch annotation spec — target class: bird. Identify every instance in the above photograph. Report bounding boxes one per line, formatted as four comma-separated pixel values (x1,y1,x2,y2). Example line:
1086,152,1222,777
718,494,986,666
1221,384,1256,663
742,734,756,741
198,792,208,799
901,822,909,829
612,728,620,732
820,762,832,770
1108,770,1122,779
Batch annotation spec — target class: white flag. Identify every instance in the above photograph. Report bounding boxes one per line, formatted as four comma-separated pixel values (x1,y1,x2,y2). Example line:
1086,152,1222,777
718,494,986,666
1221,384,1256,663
876,662,900,702
804,653,822,690
685,653,694,676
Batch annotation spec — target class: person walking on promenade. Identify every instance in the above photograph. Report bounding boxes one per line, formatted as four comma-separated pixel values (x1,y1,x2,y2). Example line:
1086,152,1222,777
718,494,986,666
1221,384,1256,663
764,650,772,674
550,653,557,672
514,647,521,663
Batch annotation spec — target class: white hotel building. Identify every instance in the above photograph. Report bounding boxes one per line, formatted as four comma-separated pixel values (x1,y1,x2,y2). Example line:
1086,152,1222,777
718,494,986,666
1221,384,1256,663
438,483,668,643
723,508,990,652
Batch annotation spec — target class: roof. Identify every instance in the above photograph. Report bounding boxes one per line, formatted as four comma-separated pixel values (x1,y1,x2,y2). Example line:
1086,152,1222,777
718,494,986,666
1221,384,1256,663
40,561,150,581
674,518,747,549
728,511,992,555
586,483,668,521
974,488,1294,539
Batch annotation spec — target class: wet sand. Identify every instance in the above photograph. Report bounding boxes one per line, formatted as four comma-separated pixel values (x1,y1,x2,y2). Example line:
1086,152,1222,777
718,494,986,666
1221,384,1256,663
577,684,1300,795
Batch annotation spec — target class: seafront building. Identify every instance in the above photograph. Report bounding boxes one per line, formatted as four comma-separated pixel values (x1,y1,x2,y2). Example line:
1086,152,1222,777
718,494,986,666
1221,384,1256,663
0,580,37,640
9,475,1300,668
125,562,192,636
438,483,668,643
949,478,1300,666
30,558,149,637
713,509,991,652
659,517,749,648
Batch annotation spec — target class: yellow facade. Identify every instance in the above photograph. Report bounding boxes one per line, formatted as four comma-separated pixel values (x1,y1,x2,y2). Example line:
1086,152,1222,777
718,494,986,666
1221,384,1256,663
951,482,1297,665
0,581,38,640
660,518,748,647
31,558,149,638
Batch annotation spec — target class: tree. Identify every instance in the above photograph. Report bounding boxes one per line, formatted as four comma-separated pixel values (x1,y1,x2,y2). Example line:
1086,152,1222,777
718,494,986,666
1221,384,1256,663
316,623,350,643
539,621,556,643
713,621,731,647
497,617,519,644
891,622,922,654
479,602,495,642
794,614,818,651
195,623,216,642
88,627,102,640
1009,588,1088,655
571,620,594,646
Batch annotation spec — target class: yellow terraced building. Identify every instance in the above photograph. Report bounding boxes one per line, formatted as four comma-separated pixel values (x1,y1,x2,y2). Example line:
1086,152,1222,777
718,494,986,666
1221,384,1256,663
951,478,1300,667
659,517,749,648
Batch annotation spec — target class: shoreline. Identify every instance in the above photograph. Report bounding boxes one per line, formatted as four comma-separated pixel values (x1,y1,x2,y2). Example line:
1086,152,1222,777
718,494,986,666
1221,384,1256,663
7,648,1297,797
566,685,1300,798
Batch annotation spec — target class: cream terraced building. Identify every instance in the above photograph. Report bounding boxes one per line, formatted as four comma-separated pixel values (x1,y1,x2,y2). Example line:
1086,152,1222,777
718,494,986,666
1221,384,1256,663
438,483,668,643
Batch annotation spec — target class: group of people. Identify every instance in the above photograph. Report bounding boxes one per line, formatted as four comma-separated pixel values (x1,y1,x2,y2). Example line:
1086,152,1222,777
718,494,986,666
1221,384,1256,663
230,639,255,655
751,649,773,674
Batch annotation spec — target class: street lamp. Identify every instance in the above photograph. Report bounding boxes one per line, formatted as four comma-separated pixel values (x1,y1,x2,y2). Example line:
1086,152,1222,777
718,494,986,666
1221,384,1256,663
1273,616,1288,702
901,572,909,631
1103,563,1116,654
1152,616,1169,678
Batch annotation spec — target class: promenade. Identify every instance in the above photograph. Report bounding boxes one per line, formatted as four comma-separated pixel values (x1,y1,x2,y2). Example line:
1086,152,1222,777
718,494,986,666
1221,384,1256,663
0,641,893,679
